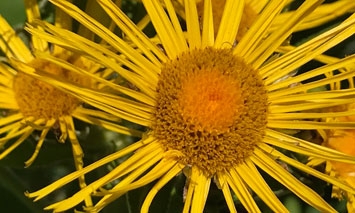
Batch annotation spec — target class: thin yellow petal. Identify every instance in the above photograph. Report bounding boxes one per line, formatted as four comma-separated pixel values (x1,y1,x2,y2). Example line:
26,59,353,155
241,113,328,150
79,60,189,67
251,148,336,212
259,143,355,195
260,13,355,78
97,0,167,65
269,110,355,120
271,0,355,32
234,0,286,58
141,163,184,213
0,16,33,62
201,0,214,47
184,0,201,48
227,168,261,212
0,113,22,127
26,137,157,200
73,108,142,137
24,119,56,168
269,89,355,104
48,0,160,85
191,169,211,213
266,54,355,91
32,50,156,106
235,161,288,212
142,0,188,58
251,0,324,68
269,98,355,114
92,149,166,212
265,129,355,164
215,0,244,48
268,71,355,99
215,173,237,213
24,0,48,51
267,120,355,130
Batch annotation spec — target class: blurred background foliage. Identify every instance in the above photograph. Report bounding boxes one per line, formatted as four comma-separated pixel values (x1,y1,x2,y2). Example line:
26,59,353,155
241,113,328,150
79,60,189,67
0,0,354,212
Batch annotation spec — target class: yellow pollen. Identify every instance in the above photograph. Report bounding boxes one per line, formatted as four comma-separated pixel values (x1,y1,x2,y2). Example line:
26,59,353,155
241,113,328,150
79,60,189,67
153,48,268,176
197,0,258,41
13,55,90,120
179,70,242,132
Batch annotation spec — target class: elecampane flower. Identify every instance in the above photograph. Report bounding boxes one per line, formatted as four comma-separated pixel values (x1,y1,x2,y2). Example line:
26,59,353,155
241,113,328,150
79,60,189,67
307,75,355,212
0,0,131,209
23,0,355,212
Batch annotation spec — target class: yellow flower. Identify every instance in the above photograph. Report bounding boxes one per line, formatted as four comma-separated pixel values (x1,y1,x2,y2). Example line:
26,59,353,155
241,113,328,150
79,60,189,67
0,0,129,209
23,0,355,212
309,74,355,212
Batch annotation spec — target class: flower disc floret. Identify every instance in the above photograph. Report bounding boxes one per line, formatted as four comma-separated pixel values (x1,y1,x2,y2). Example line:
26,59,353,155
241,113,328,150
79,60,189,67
153,47,268,176
13,56,88,120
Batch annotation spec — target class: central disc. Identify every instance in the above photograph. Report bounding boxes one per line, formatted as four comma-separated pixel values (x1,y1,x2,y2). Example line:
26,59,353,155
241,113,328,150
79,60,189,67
178,69,243,132
153,48,268,175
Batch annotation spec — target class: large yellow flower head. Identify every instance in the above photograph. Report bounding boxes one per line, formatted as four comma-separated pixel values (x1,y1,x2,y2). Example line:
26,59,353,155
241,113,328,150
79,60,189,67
0,0,127,209
22,0,355,212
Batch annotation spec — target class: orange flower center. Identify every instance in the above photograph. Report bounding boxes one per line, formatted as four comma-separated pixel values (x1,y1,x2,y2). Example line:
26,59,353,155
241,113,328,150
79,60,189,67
153,48,268,176
178,69,243,133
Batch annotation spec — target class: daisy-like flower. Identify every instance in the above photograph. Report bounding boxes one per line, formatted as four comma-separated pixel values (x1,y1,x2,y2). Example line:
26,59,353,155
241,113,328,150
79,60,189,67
20,0,355,212
0,0,132,209
308,75,355,212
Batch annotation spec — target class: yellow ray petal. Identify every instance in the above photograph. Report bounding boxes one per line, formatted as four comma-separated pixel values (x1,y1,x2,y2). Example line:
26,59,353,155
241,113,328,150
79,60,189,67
64,115,91,208
0,62,17,78
45,142,164,212
97,154,174,195
48,0,160,85
184,0,201,48
269,98,355,114
267,120,355,130
269,89,355,104
259,143,355,195
0,126,33,160
267,54,355,91
251,148,336,212
265,129,355,164
24,118,56,168
141,163,185,213
215,173,237,213
32,50,156,106
11,59,152,126
0,121,32,142
272,0,355,32
24,0,48,51
0,113,22,127
201,0,214,47
93,153,169,212
183,169,193,213
227,168,261,212
73,108,142,137
215,0,244,48
269,110,355,120
191,172,211,213
269,70,355,99
234,0,286,59
97,0,167,65
260,13,355,78
26,137,157,200
234,160,288,212
142,0,188,58
247,0,269,13
0,16,33,62
250,0,324,68
57,117,67,143
26,22,157,98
